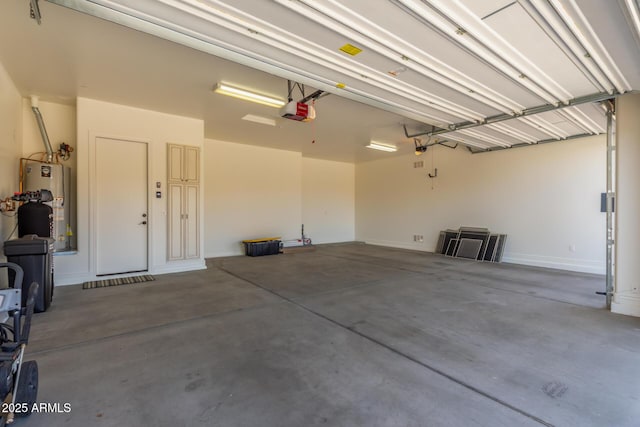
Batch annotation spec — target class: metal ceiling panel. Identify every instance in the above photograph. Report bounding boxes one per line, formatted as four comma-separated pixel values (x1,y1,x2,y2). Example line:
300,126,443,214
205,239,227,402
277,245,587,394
536,110,590,136
514,118,560,141
463,0,518,20
493,119,555,142
45,0,637,151
484,3,597,97
575,103,607,132
272,0,534,115
322,0,540,114
570,0,640,88
366,0,547,108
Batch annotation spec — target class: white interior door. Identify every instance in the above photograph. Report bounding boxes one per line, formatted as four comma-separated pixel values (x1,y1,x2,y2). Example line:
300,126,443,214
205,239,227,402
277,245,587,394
96,137,148,275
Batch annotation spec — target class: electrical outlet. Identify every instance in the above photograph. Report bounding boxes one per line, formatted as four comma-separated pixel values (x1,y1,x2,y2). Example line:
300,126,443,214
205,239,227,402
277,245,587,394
413,235,424,242
413,161,424,169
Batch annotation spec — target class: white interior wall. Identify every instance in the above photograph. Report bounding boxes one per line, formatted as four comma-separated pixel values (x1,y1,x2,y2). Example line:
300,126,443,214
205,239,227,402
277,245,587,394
203,140,356,256
0,61,22,263
55,97,205,285
203,139,302,257
356,135,606,274
3,87,607,281
302,157,355,244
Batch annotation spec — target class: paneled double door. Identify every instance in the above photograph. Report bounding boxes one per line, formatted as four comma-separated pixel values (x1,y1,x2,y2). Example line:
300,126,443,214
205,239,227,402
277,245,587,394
168,183,198,260
168,143,200,260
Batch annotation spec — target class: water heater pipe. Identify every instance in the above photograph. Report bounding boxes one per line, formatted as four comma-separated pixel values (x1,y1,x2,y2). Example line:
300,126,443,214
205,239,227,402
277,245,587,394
30,96,53,163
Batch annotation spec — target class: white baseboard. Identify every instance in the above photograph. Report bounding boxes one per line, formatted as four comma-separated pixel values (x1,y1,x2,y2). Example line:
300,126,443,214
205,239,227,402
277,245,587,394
151,260,207,275
502,253,604,275
54,272,91,286
53,260,207,286
364,239,432,252
611,292,640,317
363,240,604,274
204,249,244,258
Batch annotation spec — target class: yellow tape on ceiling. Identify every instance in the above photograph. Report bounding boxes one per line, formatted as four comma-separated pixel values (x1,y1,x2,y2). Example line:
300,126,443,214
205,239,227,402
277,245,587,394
339,43,362,56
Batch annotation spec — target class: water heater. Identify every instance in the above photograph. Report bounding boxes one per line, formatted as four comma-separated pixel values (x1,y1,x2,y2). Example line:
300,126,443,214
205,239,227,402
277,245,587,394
24,162,71,251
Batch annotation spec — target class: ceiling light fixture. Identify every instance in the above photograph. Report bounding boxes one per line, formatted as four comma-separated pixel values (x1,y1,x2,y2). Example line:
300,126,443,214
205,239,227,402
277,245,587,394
241,114,277,126
366,141,397,152
214,83,286,107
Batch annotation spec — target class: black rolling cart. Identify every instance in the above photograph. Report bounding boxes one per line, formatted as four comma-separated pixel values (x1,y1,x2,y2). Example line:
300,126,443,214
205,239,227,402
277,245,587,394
0,263,39,425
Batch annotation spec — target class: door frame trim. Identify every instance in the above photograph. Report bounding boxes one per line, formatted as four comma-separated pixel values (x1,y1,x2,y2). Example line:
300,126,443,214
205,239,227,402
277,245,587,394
89,133,152,276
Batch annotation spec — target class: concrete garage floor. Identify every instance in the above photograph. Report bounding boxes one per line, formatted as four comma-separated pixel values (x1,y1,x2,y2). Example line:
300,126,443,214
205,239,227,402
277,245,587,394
22,243,640,427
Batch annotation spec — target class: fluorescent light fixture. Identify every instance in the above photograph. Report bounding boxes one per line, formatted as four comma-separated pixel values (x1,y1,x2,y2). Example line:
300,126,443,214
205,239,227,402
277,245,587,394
214,83,286,107
242,114,277,126
366,141,397,152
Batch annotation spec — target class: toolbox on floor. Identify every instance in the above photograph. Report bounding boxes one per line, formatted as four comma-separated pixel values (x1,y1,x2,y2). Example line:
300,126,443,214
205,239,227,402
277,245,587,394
242,238,281,257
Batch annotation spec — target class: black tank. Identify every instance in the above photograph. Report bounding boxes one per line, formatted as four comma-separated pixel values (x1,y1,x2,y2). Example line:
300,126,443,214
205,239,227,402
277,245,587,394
18,202,53,238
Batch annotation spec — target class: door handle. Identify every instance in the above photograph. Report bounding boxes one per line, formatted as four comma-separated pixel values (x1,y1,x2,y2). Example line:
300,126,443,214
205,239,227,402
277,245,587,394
139,221,147,225
142,213,147,218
